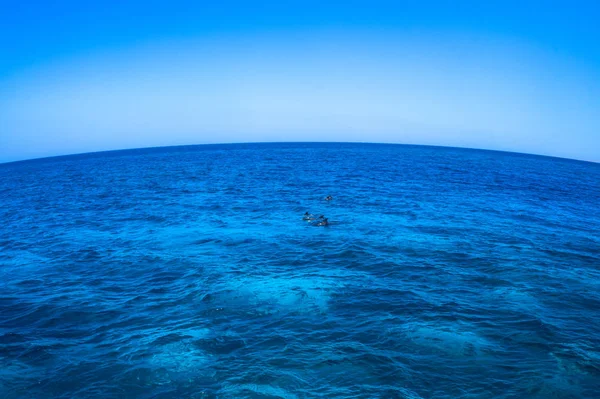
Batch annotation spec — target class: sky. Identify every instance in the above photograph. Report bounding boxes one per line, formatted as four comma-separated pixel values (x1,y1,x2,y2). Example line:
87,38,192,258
0,1,599,163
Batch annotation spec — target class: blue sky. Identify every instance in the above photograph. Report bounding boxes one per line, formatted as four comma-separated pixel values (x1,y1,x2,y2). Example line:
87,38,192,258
1,1,599,162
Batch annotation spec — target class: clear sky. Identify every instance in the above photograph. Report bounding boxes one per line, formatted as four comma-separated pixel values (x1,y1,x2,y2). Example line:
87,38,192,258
1,1,599,163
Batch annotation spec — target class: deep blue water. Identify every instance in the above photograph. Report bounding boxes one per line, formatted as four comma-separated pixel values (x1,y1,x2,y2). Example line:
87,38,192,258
1,143,599,399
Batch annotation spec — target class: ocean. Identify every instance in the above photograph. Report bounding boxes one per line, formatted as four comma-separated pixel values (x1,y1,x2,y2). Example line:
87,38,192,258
1,143,599,398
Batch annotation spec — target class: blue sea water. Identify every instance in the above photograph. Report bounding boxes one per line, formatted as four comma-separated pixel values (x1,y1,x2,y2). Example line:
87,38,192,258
1,143,599,399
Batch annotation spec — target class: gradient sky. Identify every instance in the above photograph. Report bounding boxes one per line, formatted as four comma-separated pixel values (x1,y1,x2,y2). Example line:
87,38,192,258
1,1,599,163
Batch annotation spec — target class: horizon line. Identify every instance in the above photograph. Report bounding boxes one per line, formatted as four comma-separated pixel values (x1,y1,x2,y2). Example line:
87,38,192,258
1,141,598,167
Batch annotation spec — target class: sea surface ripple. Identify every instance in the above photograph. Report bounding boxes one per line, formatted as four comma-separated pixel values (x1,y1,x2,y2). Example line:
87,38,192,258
1,143,599,398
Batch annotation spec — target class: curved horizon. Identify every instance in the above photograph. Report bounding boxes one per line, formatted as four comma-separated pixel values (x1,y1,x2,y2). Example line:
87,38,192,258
2,141,598,166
